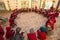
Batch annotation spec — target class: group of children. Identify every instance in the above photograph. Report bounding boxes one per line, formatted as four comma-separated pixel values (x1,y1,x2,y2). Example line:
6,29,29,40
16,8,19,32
45,6,59,30
0,25,47,40
0,6,59,40
9,9,18,27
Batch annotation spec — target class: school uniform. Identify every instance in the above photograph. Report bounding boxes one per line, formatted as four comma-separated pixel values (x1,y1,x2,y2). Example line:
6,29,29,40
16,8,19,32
9,18,15,26
46,20,54,30
6,26,11,39
0,26,4,40
37,30,46,40
49,16,56,23
6,26,15,40
27,32,37,40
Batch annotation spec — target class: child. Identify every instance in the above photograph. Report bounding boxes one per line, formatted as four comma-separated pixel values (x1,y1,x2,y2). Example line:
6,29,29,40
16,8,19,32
6,26,11,40
32,8,35,12
9,17,15,26
6,26,15,40
46,19,54,30
49,16,56,23
48,11,55,17
35,6,38,12
27,28,37,40
12,13,17,19
0,25,4,40
54,9,59,17
11,9,17,19
26,7,29,12
14,27,24,40
10,14,14,18
29,8,31,12
37,26,46,40
9,29,15,40
42,9,46,16
10,13,17,19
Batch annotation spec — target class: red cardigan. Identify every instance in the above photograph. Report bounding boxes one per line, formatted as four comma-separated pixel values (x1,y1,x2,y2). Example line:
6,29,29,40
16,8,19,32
46,20,54,30
6,30,15,39
12,12,17,19
9,18,15,26
49,16,56,23
0,26,4,40
27,32,37,40
37,30,46,40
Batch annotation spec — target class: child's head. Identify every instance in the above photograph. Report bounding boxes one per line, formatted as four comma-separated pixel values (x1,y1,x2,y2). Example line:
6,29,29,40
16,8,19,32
16,27,21,33
40,26,46,32
30,28,34,33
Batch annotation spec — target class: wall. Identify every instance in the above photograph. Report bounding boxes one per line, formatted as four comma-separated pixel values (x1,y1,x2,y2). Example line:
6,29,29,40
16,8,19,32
3,0,59,10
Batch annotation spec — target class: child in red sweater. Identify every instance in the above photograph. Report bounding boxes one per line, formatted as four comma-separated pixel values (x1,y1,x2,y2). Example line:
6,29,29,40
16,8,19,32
27,28,37,40
46,19,54,30
46,15,56,30
48,11,55,17
9,17,15,26
5,26,15,40
49,16,56,23
54,9,59,17
37,26,46,40
0,25,4,40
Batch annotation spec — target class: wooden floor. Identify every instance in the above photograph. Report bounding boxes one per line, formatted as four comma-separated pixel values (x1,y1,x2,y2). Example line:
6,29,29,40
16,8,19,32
0,12,60,40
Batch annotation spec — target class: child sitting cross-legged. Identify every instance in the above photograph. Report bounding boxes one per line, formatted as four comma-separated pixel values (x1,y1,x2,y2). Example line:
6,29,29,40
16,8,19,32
27,28,37,40
14,27,24,40
37,26,46,40
5,26,15,40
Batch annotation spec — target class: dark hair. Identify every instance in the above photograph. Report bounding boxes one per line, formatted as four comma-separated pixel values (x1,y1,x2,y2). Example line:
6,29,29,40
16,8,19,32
16,27,21,33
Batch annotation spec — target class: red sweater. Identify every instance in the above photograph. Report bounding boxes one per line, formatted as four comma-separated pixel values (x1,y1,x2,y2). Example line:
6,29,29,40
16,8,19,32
6,30,15,39
46,20,54,30
12,12,17,19
48,12,55,17
6,26,15,39
27,32,37,40
9,18,15,26
37,30,46,40
49,16,56,23
0,26,4,40
0,35,4,40
54,12,59,17
6,26,11,39
0,26,4,36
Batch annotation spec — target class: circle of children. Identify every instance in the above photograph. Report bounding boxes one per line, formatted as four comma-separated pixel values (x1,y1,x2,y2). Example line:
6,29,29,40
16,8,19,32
0,6,59,40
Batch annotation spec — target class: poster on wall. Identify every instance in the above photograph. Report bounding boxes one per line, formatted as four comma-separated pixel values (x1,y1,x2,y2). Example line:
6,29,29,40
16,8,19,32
21,0,29,9
44,0,53,9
